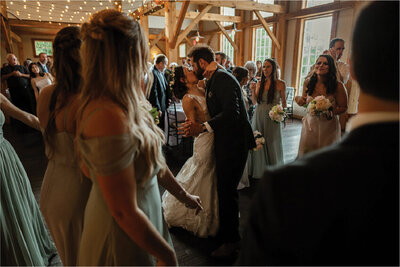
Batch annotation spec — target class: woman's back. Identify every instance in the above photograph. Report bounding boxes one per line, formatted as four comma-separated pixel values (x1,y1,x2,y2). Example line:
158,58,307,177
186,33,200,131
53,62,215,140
37,85,92,266
76,99,172,265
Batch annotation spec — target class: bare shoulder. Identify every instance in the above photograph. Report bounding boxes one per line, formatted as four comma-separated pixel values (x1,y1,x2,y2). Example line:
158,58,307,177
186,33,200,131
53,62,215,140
81,99,129,138
37,84,55,121
276,79,286,90
182,95,195,111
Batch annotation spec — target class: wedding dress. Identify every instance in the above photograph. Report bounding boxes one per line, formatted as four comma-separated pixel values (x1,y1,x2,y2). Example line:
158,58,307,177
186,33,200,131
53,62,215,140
162,94,219,238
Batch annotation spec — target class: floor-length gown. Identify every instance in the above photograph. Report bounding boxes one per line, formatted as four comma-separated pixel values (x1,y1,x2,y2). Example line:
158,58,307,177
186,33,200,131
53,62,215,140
40,104,92,266
0,110,57,266
250,89,284,179
298,96,341,157
162,94,219,238
76,109,173,265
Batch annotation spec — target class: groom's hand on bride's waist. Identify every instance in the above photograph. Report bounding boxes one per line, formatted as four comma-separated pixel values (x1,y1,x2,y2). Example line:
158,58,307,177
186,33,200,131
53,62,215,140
178,119,203,137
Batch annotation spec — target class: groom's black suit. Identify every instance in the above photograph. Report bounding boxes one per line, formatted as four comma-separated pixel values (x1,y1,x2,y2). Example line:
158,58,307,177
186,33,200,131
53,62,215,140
205,69,256,243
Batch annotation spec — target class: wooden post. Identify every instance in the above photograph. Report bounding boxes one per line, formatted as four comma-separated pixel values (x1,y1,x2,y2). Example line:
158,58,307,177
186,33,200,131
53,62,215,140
165,1,178,62
169,0,190,49
291,1,305,90
275,0,288,77
140,15,150,41
235,10,245,67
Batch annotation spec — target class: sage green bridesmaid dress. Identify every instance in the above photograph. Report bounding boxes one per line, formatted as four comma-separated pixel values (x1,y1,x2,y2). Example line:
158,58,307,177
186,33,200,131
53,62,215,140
0,109,57,266
250,89,284,179
76,110,173,266
40,103,92,266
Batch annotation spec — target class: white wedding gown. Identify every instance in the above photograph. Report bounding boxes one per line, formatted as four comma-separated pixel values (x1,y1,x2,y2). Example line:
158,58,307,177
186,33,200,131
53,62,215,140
162,94,219,238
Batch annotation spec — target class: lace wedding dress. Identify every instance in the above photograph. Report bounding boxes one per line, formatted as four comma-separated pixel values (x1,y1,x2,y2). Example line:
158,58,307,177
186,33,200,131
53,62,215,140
162,94,219,238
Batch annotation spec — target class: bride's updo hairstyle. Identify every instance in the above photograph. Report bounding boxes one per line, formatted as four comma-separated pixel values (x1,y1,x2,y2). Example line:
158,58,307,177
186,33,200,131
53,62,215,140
170,66,187,100
80,9,166,177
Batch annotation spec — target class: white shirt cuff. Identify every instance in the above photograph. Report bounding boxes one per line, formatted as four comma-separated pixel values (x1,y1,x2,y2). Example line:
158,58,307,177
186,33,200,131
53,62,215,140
204,122,214,133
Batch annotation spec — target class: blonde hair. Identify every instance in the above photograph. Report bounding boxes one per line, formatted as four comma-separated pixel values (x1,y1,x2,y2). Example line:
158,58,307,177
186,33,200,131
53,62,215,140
80,9,166,179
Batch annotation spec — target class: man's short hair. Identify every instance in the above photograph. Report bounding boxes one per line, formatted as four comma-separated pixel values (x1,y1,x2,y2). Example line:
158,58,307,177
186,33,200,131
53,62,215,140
329,38,344,48
351,1,399,101
187,45,215,64
39,52,47,57
154,54,167,65
215,51,227,61
244,61,257,74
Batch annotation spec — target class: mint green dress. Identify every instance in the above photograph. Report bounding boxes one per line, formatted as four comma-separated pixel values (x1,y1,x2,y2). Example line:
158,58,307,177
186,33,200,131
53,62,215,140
40,103,92,266
250,89,284,179
76,114,173,265
0,110,57,266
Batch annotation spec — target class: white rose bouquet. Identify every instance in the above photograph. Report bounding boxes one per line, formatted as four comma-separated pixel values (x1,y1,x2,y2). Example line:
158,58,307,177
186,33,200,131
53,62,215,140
307,95,333,120
268,104,287,123
253,130,265,151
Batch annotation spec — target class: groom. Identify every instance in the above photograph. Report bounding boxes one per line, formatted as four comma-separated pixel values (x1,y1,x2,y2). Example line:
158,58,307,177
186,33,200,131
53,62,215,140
180,45,256,257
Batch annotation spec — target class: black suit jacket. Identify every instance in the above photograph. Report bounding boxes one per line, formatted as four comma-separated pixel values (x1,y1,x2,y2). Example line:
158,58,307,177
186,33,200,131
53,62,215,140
237,122,399,266
206,69,255,159
148,67,170,112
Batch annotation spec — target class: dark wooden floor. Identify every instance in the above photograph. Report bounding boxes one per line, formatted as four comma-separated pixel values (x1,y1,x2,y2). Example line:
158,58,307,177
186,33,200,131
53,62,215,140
3,119,302,266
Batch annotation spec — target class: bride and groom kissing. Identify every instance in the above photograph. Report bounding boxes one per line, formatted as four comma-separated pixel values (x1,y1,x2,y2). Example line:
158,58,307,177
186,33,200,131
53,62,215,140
162,45,256,258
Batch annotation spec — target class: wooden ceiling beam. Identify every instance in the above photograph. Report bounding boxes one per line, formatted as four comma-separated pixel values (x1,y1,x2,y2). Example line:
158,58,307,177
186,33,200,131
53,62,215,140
215,21,238,51
151,9,242,23
176,4,212,48
254,10,280,50
285,1,355,20
190,1,285,13
169,0,190,49
9,19,69,29
150,29,165,50
10,30,21,43
184,36,193,48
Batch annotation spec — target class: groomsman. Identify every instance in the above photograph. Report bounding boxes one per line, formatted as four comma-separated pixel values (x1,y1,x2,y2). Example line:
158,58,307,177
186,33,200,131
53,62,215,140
237,1,399,265
148,54,171,130
37,53,49,73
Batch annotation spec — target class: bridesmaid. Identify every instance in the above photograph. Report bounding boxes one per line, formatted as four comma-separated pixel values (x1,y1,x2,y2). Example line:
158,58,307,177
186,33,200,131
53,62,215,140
1,94,57,265
250,58,287,179
76,10,202,266
37,26,91,266
295,55,347,157
28,62,54,100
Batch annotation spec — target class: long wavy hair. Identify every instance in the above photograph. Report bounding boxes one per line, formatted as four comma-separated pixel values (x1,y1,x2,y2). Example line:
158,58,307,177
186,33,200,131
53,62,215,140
79,9,166,179
44,26,82,155
306,54,338,96
257,58,278,104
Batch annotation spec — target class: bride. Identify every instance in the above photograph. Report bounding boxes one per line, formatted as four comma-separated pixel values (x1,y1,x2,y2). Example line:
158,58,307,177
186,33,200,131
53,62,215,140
162,66,219,238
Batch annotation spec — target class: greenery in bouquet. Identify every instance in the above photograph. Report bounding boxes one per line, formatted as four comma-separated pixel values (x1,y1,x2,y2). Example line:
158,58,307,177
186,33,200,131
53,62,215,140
253,130,265,151
269,104,287,123
149,107,160,125
307,95,333,120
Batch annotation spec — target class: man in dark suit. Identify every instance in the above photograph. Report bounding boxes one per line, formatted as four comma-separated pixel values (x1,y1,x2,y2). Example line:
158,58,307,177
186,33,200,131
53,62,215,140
237,1,399,265
36,52,49,73
148,54,171,130
181,45,255,258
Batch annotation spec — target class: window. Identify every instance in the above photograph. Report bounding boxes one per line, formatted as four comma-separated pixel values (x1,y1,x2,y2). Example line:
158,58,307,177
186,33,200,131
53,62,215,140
305,0,334,8
252,0,275,20
32,39,53,57
179,43,186,58
220,7,235,62
298,16,332,93
253,26,273,62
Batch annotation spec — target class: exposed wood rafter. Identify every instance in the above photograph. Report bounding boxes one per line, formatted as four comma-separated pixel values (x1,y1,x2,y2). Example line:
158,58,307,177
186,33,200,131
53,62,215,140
184,36,193,48
151,9,242,23
254,10,280,50
10,30,21,42
1,15,13,53
176,4,212,48
150,29,165,50
215,21,238,51
190,1,285,13
285,1,355,20
169,0,190,49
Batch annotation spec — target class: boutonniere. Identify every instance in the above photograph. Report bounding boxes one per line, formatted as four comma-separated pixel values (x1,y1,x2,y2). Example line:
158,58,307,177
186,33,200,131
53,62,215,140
208,91,213,98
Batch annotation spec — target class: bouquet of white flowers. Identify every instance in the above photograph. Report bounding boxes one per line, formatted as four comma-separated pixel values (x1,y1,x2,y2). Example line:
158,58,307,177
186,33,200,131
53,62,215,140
253,131,265,151
307,95,333,120
269,104,287,123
